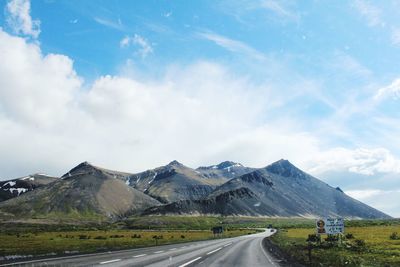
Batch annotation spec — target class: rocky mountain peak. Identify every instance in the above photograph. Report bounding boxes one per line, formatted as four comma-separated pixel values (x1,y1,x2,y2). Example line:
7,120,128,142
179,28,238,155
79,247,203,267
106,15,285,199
167,160,184,167
265,159,307,179
61,161,101,178
216,161,243,169
197,161,243,170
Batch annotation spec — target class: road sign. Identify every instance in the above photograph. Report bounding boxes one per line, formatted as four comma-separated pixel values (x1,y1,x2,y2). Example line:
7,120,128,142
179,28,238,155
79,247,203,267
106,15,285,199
316,218,344,234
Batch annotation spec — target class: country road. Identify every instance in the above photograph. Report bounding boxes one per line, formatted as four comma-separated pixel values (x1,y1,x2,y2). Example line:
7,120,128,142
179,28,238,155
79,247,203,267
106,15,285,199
1,229,279,267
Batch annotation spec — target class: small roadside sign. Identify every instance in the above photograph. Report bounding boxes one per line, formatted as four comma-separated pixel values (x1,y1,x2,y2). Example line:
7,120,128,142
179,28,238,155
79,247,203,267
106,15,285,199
316,218,344,234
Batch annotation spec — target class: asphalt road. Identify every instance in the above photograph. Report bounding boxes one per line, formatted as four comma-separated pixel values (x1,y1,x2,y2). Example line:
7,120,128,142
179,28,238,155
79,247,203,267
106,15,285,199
1,229,279,267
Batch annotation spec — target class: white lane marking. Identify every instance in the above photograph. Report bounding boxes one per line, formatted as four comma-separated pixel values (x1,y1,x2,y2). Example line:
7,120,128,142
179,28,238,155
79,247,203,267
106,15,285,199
133,254,147,258
180,246,187,249
259,238,276,266
223,243,232,247
99,259,121,264
169,248,177,251
178,256,202,267
154,250,164,254
206,247,222,255
0,247,147,266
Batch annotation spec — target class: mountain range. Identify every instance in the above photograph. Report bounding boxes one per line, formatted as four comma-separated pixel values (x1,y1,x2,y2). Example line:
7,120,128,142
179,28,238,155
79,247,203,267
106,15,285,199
0,159,391,221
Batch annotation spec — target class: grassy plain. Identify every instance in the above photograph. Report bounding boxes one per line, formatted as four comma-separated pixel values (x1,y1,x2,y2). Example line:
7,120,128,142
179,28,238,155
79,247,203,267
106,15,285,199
270,219,400,267
0,228,256,259
0,215,312,260
124,215,314,230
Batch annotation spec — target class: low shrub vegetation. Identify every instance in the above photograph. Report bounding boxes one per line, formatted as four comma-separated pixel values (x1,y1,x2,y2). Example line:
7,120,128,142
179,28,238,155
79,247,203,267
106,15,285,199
0,226,256,259
270,222,400,267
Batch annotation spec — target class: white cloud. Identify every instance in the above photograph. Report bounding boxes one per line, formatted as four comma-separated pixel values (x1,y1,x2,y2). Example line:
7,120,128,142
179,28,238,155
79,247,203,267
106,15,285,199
120,36,130,48
120,34,153,58
307,147,400,176
346,189,400,217
353,0,384,27
197,31,266,61
0,30,81,126
391,28,400,46
331,52,372,78
94,17,124,31
219,0,299,24
374,78,400,100
346,189,383,200
0,27,344,182
0,28,303,177
259,0,298,20
5,0,40,38
163,12,172,18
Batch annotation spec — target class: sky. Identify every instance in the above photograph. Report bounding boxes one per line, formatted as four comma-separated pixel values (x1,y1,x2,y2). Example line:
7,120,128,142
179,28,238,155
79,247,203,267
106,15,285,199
0,0,399,216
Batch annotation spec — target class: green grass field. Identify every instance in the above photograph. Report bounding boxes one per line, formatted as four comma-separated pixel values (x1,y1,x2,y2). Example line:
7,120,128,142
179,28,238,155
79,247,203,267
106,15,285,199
123,215,315,230
0,215,309,260
0,228,257,259
270,220,400,267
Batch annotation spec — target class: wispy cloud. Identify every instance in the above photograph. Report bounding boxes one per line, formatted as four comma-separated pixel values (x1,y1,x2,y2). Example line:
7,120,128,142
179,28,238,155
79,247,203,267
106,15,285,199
331,52,372,78
93,17,124,31
219,0,299,24
197,31,266,61
5,0,40,38
120,34,153,58
353,0,384,27
391,28,400,47
259,0,298,21
374,78,400,101
163,11,172,18
308,147,400,176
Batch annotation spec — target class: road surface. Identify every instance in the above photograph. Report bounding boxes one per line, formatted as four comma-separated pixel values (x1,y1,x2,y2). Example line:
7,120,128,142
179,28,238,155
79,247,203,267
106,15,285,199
1,229,279,267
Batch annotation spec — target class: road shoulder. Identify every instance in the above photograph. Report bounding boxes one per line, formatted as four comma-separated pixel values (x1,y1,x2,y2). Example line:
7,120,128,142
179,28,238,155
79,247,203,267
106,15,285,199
262,232,305,267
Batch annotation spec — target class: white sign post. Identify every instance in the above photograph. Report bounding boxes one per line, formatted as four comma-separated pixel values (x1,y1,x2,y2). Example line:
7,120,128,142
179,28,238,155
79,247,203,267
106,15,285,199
316,218,344,234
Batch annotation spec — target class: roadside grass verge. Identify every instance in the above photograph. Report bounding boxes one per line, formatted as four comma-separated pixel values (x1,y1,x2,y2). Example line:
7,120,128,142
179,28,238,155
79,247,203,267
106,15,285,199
270,223,400,267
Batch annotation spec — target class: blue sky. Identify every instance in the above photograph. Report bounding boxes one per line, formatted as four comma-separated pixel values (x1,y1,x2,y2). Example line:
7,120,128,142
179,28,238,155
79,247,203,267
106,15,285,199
0,0,400,216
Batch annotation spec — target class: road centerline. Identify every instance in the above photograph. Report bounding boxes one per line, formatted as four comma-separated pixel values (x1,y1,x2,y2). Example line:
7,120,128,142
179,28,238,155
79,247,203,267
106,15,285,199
206,247,222,255
99,259,121,264
132,254,147,258
178,256,202,267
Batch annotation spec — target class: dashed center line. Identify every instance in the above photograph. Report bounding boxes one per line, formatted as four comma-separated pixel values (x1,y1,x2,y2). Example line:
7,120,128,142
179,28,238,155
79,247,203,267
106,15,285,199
206,247,222,255
178,256,202,267
169,248,177,251
154,250,164,254
223,243,232,247
99,259,121,264
132,254,147,258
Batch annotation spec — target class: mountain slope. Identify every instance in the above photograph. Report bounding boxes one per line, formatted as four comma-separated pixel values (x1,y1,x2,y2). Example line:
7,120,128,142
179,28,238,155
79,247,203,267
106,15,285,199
0,162,160,221
196,161,253,180
144,160,390,219
125,160,225,203
0,174,58,202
